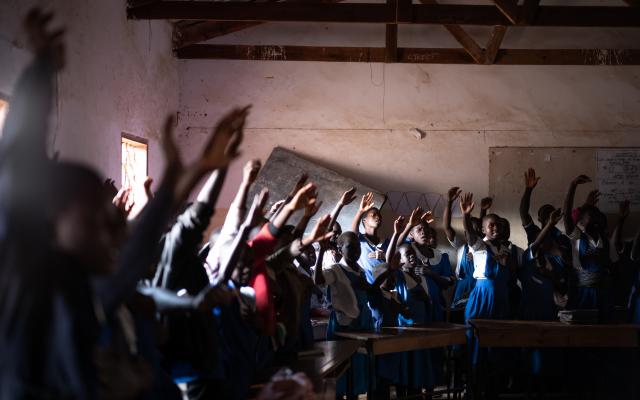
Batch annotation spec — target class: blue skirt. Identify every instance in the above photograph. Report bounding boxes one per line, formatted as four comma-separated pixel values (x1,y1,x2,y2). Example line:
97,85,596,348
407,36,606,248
464,279,508,322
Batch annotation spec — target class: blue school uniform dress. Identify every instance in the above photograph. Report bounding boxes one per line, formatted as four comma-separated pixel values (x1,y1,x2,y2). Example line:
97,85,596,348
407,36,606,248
465,239,511,323
357,232,390,284
567,228,616,316
395,270,435,390
518,248,565,321
413,245,453,322
452,244,477,308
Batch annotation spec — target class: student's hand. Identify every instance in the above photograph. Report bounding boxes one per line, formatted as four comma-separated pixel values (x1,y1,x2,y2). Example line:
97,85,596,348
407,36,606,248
524,168,541,189
197,106,250,171
288,173,309,198
143,177,154,200
619,200,630,219
549,208,563,225
572,175,591,186
480,197,493,210
393,215,406,235
368,249,385,261
303,198,322,218
246,188,269,228
112,186,134,217
358,192,375,214
24,9,66,71
585,190,600,206
421,210,434,224
303,214,335,246
287,183,317,211
339,187,357,206
408,207,424,228
243,159,261,185
447,187,462,203
459,192,475,215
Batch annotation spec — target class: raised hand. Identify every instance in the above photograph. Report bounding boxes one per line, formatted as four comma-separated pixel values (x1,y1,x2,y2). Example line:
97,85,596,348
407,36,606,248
459,192,475,215
572,175,591,186
143,177,154,201
246,188,269,228
112,186,134,217
408,207,424,228
619,200,630,219
303,214,335,245
304,198,322,218
24,9,65,70
339,187,357,206
585,190,600,206
359,192,375,214
421,210,434,224
524,168,541,189
288,183,318,211
243,159,261,185
549,208,563,225
393,215,406,235
198,106,250,171
289,173,309,198
480,197,493,210
447,186,462,203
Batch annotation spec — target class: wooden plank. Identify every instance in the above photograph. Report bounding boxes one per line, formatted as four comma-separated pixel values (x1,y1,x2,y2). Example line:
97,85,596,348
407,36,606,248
470,319,640,348
177,45,640,65
385,24,398,63
129,2,640,27
484,25,507,65
520,0,541,25
492,0,518,25
443,24,485,64
175,21,261,48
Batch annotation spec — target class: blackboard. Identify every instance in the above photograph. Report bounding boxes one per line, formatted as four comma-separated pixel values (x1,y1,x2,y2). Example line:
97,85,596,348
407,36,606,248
249,147,387,234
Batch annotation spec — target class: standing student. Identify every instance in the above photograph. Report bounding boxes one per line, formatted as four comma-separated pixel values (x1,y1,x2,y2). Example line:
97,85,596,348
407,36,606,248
498,218,524,319
351,192,390,284
562,175,620,319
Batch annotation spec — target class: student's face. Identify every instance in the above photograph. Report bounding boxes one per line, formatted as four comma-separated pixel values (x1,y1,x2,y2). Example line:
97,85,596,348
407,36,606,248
363,209,381,229
399,246,417,268
55,195,117,275
410,224,427,245
299,246,316,267
482,216,499,240
339,236,361,263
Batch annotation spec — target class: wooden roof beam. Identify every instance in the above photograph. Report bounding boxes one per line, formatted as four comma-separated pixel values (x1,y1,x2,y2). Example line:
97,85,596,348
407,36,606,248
128,3,640,27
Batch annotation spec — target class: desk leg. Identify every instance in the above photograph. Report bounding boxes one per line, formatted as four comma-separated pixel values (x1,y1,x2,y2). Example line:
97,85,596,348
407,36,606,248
367,343,376,400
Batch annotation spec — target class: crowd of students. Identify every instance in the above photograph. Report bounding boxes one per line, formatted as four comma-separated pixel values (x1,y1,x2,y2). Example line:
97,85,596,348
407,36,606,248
1,9,639,400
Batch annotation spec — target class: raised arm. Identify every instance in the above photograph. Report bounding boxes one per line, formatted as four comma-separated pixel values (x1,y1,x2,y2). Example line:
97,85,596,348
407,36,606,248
397,207,423,245
563,175,591,235
271,173,308,219
328,187,357,231
229,159,261,221
293,198,321,239
460,192,478,247
530,208,563,255
443,187,462,243
479,197,493,221
351,192,375,233
386,216,406,263
611,200,629,254
520,168,540,227
272,182,317,230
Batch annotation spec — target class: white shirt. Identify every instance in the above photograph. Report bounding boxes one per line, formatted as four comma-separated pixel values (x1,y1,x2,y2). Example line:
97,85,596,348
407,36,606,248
321,259,364,326
568,226,619,270
469,238,511,280
448,235,468,278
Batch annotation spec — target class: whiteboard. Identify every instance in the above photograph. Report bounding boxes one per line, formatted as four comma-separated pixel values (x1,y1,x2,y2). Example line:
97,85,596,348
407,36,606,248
597,149,640,212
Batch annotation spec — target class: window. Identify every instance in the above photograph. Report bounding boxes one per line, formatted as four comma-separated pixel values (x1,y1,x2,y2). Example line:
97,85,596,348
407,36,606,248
0,94,9,136
121,133,148,216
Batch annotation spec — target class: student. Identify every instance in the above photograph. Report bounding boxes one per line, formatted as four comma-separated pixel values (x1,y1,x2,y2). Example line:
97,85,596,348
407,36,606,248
497,218,524,319
387,216,434,394
315,230,397,397
460,193,511,324
562,175,620,319
351,192,390,283
520,168,571,251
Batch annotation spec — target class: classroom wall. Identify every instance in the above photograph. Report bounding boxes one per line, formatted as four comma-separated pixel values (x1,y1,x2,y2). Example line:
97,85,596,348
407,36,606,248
176,21,640,240
0,0,178,184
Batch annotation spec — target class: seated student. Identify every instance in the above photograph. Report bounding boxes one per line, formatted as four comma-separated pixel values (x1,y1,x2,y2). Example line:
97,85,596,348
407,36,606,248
315,230,397,397
351,192,390,284
562,175,621,320
520,168,571,253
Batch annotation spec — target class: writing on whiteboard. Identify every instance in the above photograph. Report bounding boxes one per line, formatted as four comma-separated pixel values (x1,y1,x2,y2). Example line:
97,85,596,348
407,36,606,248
597,149,640,212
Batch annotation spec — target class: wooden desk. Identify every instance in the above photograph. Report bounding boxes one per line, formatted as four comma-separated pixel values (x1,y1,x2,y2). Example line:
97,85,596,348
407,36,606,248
297,340,363,378
335,322,468,355
335,322,469,399
469,319,640,348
